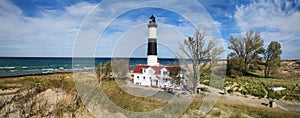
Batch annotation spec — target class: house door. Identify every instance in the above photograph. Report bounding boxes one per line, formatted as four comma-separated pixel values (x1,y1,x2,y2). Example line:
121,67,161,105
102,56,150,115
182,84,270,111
156,80,158,86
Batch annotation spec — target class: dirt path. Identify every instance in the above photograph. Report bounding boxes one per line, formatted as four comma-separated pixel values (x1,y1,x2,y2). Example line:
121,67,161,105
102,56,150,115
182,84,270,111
263,87,268,98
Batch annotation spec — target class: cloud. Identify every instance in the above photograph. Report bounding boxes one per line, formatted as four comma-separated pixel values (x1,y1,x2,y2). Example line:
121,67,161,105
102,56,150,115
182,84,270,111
0,0,225,58
0,0,96,57
234,0,300,59
77,0,225,58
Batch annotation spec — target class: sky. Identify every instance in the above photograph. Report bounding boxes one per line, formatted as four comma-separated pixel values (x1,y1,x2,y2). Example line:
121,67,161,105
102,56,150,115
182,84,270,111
0,0,299,59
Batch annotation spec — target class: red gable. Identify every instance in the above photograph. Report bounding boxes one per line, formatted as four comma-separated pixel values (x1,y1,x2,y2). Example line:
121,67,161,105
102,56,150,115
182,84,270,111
149,66,165,75
132,65,149,73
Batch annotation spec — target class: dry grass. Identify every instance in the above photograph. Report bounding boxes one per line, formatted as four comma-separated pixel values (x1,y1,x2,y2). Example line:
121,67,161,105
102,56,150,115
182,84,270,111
215,101,300,118
0,73,76,94
181,94,300,118
1,73,299,117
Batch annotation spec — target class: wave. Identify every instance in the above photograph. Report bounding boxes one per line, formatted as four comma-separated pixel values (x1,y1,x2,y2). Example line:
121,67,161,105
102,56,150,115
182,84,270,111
42,68,54,71
9,70,18,72
0,66,15,69
24,69,40,72
84,67,95,70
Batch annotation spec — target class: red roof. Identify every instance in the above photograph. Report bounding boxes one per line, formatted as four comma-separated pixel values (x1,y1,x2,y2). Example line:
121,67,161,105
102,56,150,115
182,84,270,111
132,65,165,75
150,66,165,75
132,65,181,75
132,65,149,73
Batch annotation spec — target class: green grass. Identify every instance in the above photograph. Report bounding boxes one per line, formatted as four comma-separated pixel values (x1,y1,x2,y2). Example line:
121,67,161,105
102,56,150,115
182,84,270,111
101,81,168,112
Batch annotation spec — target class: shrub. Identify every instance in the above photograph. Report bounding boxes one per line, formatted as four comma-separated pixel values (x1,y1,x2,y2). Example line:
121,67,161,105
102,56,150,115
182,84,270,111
55,100,75,117
211,110,221,117
228,88,234,93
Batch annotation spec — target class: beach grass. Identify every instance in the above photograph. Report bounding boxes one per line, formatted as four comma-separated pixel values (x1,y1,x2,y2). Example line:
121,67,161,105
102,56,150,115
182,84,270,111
0,73,76,93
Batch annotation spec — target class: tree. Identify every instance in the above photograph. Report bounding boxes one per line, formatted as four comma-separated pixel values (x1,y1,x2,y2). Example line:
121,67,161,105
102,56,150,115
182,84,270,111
264,41,282,78
227,31,264,76
96,62,103,82
226,55,244,77
97,61,112,81
180,27,224,93
111,58,129,80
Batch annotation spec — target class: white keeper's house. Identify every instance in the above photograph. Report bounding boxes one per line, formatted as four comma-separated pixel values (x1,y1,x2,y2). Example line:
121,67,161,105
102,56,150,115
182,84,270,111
133,65,179,88
132,15,184,88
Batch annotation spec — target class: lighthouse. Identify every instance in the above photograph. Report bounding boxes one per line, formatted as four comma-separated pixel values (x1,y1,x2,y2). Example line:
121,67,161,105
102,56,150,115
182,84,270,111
147,15,159,66
132,15,185,88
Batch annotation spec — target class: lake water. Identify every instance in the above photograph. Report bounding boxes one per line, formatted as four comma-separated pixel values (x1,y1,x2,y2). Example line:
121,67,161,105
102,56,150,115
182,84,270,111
0,57,180,77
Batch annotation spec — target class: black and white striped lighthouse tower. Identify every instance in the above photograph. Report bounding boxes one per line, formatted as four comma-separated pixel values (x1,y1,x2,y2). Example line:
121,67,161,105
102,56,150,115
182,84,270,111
147,15,159,66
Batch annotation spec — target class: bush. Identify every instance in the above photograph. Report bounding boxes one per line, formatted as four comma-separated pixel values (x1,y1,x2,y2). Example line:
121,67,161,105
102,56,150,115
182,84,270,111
228,88,234,93
55,100,75,117
211,110,221,117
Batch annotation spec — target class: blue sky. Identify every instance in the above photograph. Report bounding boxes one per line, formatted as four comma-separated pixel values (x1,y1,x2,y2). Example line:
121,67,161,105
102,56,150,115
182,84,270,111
0,0,299,59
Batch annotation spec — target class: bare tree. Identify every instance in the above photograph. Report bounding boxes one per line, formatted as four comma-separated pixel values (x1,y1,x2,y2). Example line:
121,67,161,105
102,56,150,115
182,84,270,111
180,27,224,93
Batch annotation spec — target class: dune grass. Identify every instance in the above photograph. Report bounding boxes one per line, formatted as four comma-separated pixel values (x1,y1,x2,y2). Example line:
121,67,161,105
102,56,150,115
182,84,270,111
0,73,76,94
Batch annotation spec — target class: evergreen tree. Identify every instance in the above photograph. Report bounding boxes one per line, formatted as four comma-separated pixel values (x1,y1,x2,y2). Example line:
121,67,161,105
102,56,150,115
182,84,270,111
264,41,282,78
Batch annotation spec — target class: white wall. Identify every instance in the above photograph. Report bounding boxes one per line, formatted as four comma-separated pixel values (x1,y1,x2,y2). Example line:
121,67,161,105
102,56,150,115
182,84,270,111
133,67,173,87
147,55,159,66
148,27,157,39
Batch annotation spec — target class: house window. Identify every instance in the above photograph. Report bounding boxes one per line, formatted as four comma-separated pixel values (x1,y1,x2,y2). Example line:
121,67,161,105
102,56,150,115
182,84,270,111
163,71,168,75
150,77,152,80
137,76,139,79
148,70,153,74
143,76,145,79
